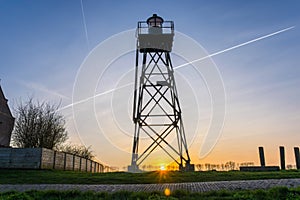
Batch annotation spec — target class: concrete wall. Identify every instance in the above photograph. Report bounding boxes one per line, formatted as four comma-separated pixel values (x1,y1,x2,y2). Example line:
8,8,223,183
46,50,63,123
41,148,55,169
54,151,65,170
0,148,41,169
0,148,104,173
74,156,80,171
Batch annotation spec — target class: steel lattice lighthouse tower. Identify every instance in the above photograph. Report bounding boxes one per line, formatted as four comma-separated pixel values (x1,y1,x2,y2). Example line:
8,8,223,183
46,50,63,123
128,14,194,172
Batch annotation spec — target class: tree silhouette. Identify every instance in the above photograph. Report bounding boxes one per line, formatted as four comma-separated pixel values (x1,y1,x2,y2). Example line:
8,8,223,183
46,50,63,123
12,98,68,149
60,144,94,159
225,161,236,170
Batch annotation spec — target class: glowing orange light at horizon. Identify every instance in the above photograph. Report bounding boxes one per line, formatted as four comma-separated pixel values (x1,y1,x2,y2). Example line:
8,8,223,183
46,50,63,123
160,165,166,171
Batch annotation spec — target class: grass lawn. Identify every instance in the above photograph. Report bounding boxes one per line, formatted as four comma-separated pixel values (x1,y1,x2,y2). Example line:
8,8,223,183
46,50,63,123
0,187,300,200
0,169,299,184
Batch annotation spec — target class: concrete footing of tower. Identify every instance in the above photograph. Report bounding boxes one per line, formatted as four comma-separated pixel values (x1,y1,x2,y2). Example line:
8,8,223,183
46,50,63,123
127,165,142,173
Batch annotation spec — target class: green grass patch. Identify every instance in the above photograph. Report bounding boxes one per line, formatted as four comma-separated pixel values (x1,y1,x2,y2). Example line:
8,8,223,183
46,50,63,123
0,187,300,200
0,169,299,184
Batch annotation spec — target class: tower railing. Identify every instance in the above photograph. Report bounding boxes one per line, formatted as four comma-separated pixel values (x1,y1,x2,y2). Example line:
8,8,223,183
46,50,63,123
137,21,174,35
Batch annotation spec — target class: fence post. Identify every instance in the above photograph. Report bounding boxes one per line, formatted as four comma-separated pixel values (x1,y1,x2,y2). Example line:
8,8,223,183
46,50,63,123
79,157,82,171
39,148,43,169
86,159,88,172
259,147,266,167
72,154,75,171
63,152,67,170
279,146,285,170
53,151,56,169
90,160,93,172
295,147,300,169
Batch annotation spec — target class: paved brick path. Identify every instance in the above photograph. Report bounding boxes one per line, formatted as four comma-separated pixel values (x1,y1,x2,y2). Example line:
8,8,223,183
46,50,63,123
0,179,299,193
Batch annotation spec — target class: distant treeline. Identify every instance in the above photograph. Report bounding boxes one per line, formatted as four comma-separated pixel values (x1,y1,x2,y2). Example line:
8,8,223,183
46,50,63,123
120,161,297,171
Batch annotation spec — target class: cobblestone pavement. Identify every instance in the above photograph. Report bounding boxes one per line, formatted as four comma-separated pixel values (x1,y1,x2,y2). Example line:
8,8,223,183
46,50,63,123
0,179,299,193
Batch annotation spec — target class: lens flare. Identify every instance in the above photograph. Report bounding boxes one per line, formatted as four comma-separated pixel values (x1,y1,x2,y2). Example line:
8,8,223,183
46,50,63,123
164,188,171,196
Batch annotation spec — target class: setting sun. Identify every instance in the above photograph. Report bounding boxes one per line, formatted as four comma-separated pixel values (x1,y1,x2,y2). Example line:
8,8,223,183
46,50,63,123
160,165,166,171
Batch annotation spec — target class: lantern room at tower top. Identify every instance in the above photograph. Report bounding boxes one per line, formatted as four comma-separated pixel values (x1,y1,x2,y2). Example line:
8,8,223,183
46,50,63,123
137,14,174,52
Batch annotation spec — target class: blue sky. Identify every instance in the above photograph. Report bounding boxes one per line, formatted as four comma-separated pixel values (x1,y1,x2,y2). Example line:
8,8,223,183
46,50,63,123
1,0,300,169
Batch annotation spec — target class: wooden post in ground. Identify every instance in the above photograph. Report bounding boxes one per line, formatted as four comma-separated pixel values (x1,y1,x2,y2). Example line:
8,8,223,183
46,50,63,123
294,147,300,169
279,146,285,170
259,147,266,167
53,151,56,169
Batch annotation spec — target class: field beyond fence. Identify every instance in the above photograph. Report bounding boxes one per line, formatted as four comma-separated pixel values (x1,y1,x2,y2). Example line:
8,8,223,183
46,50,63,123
0,169,299,184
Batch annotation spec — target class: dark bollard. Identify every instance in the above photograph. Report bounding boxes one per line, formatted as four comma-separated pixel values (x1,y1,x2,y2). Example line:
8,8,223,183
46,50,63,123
294,147,300,170
259,147,266,167
279,146,285,170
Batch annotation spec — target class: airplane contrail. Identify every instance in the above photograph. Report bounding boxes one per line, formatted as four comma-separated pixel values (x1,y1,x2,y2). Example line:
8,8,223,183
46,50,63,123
174,26,295,70
80,0,90,50
57,26,295,112
57,83,133,111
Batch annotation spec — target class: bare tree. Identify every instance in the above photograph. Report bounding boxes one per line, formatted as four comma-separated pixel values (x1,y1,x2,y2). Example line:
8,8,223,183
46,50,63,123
60,144,94,159
12,98,68,149
196,164,203,171
225,161,236,171
205,163,211,171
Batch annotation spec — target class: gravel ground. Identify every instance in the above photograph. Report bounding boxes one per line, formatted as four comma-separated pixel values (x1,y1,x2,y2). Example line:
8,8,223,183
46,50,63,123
0,178,299,193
